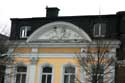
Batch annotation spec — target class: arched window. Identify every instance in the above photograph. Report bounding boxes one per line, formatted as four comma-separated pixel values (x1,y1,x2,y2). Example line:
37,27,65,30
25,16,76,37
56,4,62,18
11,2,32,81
15,66,27,83
63,65,76,83
41,66,52,83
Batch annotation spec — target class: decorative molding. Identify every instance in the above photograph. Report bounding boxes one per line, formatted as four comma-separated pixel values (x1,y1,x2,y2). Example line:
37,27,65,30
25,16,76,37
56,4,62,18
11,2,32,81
3,52,117,59
32,48,38,53
7,39,120,48
5,53,77,58
30,57,38,64
27,21,92,42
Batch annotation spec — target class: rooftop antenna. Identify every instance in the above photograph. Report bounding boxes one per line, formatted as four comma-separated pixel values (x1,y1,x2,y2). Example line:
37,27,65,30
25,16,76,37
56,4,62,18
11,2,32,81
99,7,101,15
98,1,102,22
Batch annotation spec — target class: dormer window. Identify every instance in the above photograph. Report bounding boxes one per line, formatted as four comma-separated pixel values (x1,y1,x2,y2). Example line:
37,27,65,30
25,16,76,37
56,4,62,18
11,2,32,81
20,26,31,38
93,23,106,37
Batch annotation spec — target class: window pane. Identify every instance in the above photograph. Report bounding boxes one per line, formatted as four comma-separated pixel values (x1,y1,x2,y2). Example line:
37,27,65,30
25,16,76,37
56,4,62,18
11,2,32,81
64,75,68,83
94,24,100,36
101,24,106,36
17,66,27,72
43,67,52,73
20,26,31,38
47,75,52,83
16,74,21,83
42,75,46,83
65,66,75,73
70,75,75,83
22,74,26,83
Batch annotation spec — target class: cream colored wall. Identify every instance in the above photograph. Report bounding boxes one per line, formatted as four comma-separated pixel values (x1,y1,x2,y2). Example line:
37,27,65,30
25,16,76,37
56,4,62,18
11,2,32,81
35,58,80,83
13,47,81,83
13,47,112,83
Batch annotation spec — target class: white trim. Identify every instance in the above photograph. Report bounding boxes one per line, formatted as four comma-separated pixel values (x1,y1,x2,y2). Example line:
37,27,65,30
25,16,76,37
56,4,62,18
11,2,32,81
6,53,77,58
32,48,38,53
38,63,54,83
7,40,120,48
80,67,86,83
27,21,92,42
28,64,36,83
3,52,117,59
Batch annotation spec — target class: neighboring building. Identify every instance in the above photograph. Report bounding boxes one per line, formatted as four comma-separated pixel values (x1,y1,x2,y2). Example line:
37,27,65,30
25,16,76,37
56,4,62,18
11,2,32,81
4,7,125,83
0,34,8,83
0,34,8,54
116,60,125,83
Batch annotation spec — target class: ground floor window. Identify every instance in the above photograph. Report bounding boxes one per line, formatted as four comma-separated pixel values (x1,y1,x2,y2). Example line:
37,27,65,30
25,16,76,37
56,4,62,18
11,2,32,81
41,66,52,83
16,66,27,83
91,64,104,83
63,65,76,83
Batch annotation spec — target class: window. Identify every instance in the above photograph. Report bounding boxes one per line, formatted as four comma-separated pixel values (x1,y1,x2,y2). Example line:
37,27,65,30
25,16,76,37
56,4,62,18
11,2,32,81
93,23,106,37
91,64,104,83
63,66,76,83
20,26,31,38
15,66,27,83
41,66,52,83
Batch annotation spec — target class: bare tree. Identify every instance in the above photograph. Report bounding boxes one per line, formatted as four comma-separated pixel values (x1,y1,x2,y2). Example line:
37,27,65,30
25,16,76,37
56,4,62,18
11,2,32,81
0,39,16,83
76,39,117,83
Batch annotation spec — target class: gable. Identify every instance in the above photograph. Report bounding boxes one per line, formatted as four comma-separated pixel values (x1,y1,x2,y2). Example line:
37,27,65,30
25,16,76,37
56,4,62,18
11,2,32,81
27,21,91,43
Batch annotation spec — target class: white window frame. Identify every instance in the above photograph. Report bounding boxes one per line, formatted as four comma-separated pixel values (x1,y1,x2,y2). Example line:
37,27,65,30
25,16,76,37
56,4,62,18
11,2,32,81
39,63,54,83
20,26,31,38
61,64,77,83
15,65,28,83
93,23,106,37
91,64,104,83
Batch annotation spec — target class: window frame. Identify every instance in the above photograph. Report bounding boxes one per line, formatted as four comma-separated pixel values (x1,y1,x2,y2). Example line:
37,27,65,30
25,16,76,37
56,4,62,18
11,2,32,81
93,23,106,37
39,63,54,83
20,26,31,38
61,64,77,83
15,65,28,83
91,64,104,83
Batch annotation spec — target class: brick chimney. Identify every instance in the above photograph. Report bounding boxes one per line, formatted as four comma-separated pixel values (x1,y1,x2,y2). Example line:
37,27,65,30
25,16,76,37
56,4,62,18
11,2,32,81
46,7,60,17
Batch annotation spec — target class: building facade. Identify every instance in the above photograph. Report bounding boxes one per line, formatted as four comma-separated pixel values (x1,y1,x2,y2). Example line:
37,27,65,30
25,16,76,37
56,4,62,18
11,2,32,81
3,7,125,83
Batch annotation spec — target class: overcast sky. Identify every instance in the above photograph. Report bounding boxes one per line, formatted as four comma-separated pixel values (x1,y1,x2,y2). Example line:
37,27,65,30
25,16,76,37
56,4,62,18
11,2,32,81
0,0,125,36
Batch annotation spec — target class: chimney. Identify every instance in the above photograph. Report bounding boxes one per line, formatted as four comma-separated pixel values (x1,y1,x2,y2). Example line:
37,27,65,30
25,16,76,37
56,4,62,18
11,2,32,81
46,7,60,17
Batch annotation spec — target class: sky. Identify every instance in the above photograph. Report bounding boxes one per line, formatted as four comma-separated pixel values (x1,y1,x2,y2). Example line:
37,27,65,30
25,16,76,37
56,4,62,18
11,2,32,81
0,0,125,36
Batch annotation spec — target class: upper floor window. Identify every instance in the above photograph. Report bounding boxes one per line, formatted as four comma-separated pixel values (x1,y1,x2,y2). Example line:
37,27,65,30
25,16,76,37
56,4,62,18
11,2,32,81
63,65,76,83
93,23,106,37
20,26,31,38
41,66,53,83
15,66,27,83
